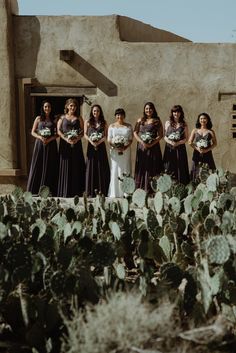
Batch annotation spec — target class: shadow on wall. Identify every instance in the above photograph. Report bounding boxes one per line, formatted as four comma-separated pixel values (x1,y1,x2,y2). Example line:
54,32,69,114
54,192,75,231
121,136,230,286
60,50,118,97
117,15,191,43
13,15,41,78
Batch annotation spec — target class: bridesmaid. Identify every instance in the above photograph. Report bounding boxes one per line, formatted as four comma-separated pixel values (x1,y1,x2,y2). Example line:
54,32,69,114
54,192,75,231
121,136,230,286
27,100,58,196
84,104,110,197
134,102,163,193
188,112,217,180
57,98,85,197
163,105,190,185
108,108,133,198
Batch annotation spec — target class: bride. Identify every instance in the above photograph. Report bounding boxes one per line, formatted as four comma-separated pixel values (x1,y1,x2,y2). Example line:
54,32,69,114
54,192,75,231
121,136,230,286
107,108,133,197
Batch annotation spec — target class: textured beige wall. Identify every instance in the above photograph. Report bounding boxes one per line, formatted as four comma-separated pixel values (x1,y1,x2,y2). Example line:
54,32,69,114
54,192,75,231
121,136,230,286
0,0,18,171
2,12,236,188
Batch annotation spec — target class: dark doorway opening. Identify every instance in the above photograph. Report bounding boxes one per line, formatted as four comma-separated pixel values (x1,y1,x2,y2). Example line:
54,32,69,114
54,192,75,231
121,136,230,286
34,96,82,118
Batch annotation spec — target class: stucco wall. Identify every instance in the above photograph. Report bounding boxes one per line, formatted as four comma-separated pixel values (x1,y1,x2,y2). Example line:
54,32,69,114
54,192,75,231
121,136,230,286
0,0,18,171
4,13,236,188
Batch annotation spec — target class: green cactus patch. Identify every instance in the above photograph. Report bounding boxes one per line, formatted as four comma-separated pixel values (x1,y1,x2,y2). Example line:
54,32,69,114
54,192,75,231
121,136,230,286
121,176,136,194
155,174,172,193
90,241,116,266
132,188,147,208
207,235,231,264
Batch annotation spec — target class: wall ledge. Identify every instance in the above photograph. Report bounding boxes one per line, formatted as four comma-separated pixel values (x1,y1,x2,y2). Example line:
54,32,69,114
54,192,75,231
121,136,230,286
0,169,24,176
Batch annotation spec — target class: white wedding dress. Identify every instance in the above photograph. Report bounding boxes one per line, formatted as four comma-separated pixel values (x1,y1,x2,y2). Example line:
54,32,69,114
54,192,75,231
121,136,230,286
108,124,133,197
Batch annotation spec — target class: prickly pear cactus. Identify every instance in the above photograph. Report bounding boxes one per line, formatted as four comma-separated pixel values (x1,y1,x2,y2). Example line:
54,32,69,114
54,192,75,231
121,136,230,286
39,185,50,198
153,191,163,214
204,214,219,233
206,173,219,192
207,235,231,264
154,174,172,193
145,209,159,237
173,183,187,200
184,194,194,215
198,163,210,183
160,262,183,288
159,235,173,261
168,197,181,215
191,210,203,227
50,270,67,298
90,241,116,266
132,188,147,208
121,176,136,194
12,186,24,202
218,193,234,210
109,221,121,240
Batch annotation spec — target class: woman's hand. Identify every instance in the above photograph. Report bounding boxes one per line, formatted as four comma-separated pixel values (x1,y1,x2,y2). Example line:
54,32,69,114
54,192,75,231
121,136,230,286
40,136,47,144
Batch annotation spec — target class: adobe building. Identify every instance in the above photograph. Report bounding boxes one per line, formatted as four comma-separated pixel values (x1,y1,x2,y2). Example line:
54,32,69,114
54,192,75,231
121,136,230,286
1,0,236,192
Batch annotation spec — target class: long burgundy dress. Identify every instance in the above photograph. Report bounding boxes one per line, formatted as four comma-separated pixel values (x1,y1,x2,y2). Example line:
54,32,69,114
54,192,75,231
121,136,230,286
163,124,190,185
27,119,58,196
134,120,163,193
57,116,85,197
190,131,216,180
85,125,110,197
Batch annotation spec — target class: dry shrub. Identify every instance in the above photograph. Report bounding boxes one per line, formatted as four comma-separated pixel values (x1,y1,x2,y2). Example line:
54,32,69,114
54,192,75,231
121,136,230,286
61,291,176,353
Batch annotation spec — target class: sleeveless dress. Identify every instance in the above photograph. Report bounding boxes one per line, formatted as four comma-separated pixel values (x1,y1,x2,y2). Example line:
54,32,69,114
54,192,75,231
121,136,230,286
191,131,216,180
57,116,85,197
27,119,58,196
163,124,190,185
108,124,133,198
134,120,163,193
85,124,110,197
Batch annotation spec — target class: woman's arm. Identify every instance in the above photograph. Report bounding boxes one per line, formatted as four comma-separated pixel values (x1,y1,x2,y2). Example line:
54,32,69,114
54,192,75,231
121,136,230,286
163,120,175,146
188,128,201,153
133,120,143,143
107,125,114,147
31,117,46,143
84,120,93,144
57,117,67,141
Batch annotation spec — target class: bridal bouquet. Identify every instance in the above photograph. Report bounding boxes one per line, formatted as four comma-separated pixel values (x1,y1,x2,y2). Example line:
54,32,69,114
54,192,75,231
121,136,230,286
112,135,129,155
196,138,208,149
90,131,103,150
140,131,154,144
168,131,181,141
39,127,51,138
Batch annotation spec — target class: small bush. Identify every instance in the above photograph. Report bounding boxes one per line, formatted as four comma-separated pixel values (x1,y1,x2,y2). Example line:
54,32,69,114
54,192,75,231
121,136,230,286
62,291,176,353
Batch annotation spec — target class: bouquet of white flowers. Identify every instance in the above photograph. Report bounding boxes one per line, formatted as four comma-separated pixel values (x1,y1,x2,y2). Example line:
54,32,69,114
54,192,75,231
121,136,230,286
90,132,103,150
39,127,51,138
90,132,103,142
196,139,208,149
65,129,80,147
112,135,129,155
168,131,181,141
140,131,154,144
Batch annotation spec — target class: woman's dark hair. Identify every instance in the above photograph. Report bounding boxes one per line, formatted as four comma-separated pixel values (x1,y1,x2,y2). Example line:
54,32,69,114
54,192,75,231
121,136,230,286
169,105,186,126
89,104,106,127
141,102,160,125
196,112,213,129
40,100,53,121
115,108,126,117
